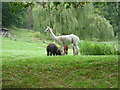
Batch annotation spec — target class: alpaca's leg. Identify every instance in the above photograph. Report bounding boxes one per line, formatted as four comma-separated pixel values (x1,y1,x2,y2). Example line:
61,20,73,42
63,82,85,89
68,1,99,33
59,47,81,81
47,50,49,56
47,52,49,56
73,45,76,55
53,52,55,56
76,46,79,55
60,46,64,55
66,52,68,55
64,49,68,55
74,44,79,55
50,52,52,56
73,44,79,55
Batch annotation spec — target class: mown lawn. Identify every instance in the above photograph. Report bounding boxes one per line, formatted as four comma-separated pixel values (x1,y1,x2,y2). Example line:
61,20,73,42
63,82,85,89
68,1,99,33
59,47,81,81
1,29,118,88
2,55,118,88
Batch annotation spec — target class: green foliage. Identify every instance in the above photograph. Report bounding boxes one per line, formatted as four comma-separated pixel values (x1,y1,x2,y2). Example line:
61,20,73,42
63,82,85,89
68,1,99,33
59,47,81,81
93,2,120,36
2,2,26,27
2,2,34,28
2,2,119,41
32,32,50,41
2,2,118,41
32,3,114,41
79,40,118,55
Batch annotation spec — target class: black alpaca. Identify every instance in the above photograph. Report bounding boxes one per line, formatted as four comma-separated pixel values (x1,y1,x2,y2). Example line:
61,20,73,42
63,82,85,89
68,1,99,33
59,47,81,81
47,44,61,56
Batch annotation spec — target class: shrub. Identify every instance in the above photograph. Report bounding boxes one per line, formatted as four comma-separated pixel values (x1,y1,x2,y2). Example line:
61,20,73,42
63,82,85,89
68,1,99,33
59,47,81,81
79,40,117,55
33,32,53,41
33,32,41,38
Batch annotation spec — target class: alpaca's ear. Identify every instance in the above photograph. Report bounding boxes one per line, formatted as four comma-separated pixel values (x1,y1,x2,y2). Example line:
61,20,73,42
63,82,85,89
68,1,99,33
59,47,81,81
47,26,49,28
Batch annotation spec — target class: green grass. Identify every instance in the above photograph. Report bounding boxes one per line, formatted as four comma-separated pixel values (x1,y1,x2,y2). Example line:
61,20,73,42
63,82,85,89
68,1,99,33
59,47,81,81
1,36,45,58
10,27,34,42
1,28,119,88
2,55,118,88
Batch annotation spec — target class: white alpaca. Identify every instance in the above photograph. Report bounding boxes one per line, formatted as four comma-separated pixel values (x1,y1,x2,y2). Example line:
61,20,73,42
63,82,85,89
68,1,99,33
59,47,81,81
45,26,80,55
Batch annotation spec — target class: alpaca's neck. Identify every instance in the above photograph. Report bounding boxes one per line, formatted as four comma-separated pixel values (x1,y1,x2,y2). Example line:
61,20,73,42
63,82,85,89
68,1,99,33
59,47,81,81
50,29,57,40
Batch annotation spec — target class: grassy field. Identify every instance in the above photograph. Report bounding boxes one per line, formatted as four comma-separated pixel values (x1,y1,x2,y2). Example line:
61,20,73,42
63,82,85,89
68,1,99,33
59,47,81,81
1,28,118,88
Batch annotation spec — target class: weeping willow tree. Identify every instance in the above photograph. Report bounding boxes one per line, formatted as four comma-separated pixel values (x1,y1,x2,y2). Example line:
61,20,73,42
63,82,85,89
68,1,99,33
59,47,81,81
32,2,114,41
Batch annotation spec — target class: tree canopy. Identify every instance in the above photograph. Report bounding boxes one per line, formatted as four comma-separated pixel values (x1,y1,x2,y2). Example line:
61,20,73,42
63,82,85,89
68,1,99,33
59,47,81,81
2,2,120,41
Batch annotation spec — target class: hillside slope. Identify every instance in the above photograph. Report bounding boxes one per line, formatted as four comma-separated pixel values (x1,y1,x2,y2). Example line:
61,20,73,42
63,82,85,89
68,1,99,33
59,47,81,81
1,28,118,88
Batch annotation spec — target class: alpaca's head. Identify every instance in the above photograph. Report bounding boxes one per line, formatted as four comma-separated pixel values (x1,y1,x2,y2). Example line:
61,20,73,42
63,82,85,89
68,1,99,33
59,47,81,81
45,26,51,33
64,45,68,55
